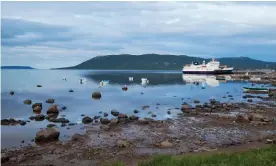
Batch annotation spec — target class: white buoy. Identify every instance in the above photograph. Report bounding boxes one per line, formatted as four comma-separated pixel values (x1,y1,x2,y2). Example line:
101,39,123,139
129,77,134,81
141,78,149,85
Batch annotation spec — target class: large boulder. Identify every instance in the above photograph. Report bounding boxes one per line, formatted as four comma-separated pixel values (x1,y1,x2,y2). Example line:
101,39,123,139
47,105,59,114
45,98,55,104
23,99,32,105
35,128,60,143
129,115,139,121
92,92,101,99
82,116,93,124
49,118,69,123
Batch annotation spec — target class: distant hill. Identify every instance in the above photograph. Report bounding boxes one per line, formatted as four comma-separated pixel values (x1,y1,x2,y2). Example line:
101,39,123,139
57,54,276,70
1,66,34,69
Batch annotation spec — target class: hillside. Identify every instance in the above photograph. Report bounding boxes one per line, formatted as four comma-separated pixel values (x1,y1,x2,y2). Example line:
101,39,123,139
1,66,34,69
57,54,276,70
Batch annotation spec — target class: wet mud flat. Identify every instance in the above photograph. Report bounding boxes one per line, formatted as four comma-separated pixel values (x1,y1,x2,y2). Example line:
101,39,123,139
2,98,276,166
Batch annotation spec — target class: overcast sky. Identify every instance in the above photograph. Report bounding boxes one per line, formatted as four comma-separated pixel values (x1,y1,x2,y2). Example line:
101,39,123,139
1,1,276,69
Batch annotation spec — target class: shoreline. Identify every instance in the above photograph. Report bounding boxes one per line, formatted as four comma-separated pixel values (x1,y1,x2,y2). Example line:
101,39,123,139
1,72,276,166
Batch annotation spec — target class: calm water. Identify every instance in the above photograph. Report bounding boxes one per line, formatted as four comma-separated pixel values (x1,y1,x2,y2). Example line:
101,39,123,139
0,69,269,148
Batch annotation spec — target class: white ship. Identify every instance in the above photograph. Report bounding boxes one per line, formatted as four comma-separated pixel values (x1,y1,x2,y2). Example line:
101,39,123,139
182,58,233,74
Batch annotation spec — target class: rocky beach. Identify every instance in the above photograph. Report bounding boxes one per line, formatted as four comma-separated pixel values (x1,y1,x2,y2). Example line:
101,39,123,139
1,71,276,166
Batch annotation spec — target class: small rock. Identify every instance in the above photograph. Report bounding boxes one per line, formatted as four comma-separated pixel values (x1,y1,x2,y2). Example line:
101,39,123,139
94,116,100,120
117,140,128,148
129,115,139,121
248,113,264,121
92,92,101,99
35,128,60,143
228,95,233,97
151,114,157,117
118,114,128,119
23,99,32,105
34,114,45,121
61,106,67,110
32,103,42,110
142,105,150,110
20,121,27,126
33,106,42,113
82,116,93,124
236,114,250,122
69,89,74,92
29,116,35,120
100,118,111,125
104,112,108,117
37,85,42,87
266,139,273,144
45,98,55,104
61,123,67,127
247,99,253,102
68,123,77,126
111,110,119,116
160,140,173,148
81,114,85,117
134,110,139,113
167,111,171,115
47,124,56,128
194,100,200,104
122,86,128,91
10,91,14,95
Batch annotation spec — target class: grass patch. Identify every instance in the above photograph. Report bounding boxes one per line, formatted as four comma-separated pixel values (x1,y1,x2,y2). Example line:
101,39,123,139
109,146,276,166
138,146,276,166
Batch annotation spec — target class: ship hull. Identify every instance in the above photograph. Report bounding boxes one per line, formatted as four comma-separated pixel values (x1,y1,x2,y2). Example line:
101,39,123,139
182,69,233,74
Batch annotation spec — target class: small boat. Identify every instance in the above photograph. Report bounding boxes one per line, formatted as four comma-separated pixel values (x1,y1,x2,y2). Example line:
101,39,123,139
100,80,109,86
129,77,134,81
141,78,148,85
243,87,269,92
216,76,225,80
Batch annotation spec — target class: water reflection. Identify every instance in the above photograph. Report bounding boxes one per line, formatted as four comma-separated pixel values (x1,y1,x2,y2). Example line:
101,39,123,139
183,74,219,87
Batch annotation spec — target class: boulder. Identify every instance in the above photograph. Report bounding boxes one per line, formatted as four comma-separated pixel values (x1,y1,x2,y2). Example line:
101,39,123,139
100,118,111,125
34,114,45,121
134,110,139,114
23,99,32,105
61,123,67,127
33,106,42,114
69,89,74,92
47,105,59,114
45,98,55,104
104,112,109,117
29,116,35,121
160,140,173,148
10,91,14,95
94,116,100,120
92,92,101,99
111,110,119,116
82,116,93,124
1,119,10,125
35,128,60,143
32,103,42,110
247,99,253,102
181,104,192,113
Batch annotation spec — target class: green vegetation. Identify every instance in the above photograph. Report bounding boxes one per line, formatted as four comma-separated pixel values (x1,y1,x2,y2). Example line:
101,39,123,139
57,54,276,70
108,146,276,166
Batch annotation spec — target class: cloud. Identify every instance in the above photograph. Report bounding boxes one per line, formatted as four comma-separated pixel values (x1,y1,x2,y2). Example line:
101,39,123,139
1,1,276,68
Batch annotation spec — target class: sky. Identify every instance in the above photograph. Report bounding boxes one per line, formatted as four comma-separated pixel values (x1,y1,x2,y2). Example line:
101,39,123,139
1,1,276,69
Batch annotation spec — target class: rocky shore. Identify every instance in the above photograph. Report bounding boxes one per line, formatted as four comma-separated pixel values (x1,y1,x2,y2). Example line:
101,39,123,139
1,72,276,166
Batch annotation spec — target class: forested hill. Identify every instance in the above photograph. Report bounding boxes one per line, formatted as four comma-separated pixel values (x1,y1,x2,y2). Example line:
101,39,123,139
57,54,276,70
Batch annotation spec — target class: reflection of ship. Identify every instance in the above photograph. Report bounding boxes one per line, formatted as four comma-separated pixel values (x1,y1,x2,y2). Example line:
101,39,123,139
182,74,219,87
182,58,233,74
